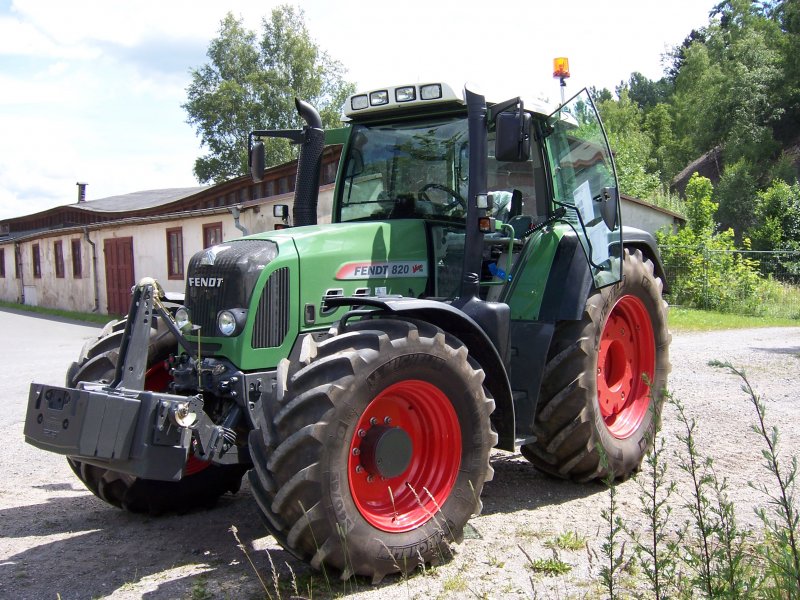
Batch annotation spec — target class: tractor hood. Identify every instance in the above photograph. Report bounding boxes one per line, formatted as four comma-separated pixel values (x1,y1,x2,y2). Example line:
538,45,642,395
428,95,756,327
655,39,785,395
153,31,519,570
257,220,431,327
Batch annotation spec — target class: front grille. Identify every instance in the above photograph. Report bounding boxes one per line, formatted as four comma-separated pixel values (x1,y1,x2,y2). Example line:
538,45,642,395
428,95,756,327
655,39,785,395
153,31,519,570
185,240,277,335
252,267,290,348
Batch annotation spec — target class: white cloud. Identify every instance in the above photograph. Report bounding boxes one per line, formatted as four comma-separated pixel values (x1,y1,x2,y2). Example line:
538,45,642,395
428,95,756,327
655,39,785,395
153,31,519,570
0,15,97,59
0,0,719,221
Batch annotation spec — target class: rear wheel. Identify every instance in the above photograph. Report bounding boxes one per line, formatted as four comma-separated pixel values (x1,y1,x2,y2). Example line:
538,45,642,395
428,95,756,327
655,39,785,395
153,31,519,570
248,318,496,581
67,318,248,514
522,248,670,480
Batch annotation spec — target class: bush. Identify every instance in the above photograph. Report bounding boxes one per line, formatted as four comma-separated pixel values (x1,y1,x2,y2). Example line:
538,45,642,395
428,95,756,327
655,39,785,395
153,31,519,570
658,173,766,314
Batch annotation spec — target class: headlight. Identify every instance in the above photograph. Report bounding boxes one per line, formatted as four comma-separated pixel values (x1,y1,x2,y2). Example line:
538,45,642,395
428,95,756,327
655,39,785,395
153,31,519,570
217,310,237,336
175,307,191,332
216,308,247,337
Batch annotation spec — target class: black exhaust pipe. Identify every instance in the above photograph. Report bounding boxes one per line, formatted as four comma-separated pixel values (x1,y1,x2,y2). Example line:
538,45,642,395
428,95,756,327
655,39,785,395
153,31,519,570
292,98,325,227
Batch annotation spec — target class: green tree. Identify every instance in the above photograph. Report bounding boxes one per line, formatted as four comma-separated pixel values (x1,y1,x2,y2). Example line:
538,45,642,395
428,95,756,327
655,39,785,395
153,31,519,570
184,7,355,183
597,89,662,199
644,103,679,184
713,158,759,241
748,179,800,251
684,172,717,237
618,72,672,111
658,174,763,313
670,42,727,164
773,0,800,143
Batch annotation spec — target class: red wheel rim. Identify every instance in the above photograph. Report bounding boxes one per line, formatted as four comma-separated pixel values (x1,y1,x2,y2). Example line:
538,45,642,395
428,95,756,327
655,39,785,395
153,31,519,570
144,361,210,476
597,295,655,439
348,380,461,532
144,361,171,393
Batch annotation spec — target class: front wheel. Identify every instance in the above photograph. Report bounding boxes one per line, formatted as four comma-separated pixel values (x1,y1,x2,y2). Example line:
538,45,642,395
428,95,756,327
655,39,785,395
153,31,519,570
522,248,671,481
66,318,248,514
248,318,496,581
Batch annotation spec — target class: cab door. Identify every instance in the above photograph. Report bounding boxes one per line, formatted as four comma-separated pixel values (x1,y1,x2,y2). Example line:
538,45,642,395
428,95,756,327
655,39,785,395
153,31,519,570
544,89,621,288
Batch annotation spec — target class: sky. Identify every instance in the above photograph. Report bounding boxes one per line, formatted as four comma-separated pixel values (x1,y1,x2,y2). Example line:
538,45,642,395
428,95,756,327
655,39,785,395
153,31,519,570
0,0,719,221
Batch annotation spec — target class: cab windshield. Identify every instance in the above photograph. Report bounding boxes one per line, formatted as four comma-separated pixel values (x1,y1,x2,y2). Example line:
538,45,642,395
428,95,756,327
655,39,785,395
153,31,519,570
337,117,469,223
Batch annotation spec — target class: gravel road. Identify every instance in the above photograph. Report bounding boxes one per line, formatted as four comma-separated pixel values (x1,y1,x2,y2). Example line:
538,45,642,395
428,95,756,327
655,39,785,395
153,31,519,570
1,309,798,599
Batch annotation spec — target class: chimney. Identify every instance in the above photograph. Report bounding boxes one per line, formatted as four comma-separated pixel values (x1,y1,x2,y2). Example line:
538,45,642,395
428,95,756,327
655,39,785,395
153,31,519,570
76,182,88,203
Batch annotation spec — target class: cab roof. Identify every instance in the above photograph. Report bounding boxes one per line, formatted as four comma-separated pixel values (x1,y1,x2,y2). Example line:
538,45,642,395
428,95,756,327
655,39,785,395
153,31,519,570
342,81,554,122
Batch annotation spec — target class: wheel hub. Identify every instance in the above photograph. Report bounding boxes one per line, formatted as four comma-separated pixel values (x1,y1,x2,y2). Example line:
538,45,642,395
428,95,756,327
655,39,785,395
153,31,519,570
348,379,461,532
359,425,413,479
597,295,656,439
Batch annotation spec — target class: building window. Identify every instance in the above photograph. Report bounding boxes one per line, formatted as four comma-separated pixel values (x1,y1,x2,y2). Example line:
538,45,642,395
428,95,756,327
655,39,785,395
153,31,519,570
203,222,223,248
71,239,82,278
32,243,41,278
54,240,65,278
15,246,21,279
0,248,5,278
166,227,184,279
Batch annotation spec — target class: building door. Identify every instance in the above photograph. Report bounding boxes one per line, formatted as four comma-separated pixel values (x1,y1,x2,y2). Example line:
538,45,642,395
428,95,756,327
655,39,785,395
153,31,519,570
104,237,134,316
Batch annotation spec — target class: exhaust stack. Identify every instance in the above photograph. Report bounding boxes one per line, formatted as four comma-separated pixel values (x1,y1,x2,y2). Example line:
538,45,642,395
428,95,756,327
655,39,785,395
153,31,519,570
292,99,324,227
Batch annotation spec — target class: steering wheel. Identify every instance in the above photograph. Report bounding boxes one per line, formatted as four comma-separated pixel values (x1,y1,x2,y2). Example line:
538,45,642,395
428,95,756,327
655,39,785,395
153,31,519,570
418,183,467,209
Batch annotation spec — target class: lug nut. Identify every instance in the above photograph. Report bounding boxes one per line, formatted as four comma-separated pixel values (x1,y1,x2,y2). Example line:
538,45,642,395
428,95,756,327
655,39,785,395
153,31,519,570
369,417,378,426
358,429,366,438
352,448,360,456
384,416,392,424
355,465,363,473
366,475,374,483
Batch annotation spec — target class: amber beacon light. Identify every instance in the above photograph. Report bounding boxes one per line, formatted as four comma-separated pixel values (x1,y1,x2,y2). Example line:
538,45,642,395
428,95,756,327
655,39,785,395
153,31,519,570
553,57,570,79
553,57,570,104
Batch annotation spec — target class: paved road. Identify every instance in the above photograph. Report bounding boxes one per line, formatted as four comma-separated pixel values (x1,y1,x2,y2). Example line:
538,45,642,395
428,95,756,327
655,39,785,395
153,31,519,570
1,310,798,599
0,309,102,428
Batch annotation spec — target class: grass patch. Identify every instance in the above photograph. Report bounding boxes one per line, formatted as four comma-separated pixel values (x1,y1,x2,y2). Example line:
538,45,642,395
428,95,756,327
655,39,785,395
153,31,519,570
525,556,573,576
189,574,212,600
441,573,468,592
0,300,115,325
668,306,799,331
545,531,587,552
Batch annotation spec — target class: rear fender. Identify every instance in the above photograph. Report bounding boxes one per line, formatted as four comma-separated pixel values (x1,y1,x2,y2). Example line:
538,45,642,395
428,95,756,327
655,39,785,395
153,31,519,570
539,229,668,323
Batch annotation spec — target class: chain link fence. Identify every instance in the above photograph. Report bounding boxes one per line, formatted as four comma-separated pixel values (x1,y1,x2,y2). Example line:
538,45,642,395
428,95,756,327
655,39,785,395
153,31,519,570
660,247,800,319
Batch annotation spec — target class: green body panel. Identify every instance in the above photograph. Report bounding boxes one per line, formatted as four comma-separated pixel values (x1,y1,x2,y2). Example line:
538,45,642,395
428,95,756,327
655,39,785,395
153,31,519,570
324,127,349,145
502,227,565,320
190,220,430,371
289,220,430,327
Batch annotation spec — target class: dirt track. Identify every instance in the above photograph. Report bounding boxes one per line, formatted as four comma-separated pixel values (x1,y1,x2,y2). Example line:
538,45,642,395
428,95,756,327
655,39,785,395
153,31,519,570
1,312,798,599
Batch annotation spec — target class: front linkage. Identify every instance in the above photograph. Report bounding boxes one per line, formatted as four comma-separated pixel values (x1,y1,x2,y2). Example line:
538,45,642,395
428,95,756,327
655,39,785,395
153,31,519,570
24,278,244,481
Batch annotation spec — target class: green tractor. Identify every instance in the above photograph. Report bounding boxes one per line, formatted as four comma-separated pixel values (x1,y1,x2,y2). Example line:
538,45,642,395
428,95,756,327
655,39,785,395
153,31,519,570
25,82,669,581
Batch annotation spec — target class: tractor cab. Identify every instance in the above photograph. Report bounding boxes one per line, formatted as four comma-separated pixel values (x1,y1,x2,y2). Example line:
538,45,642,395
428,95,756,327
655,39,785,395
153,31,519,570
332,82,622,302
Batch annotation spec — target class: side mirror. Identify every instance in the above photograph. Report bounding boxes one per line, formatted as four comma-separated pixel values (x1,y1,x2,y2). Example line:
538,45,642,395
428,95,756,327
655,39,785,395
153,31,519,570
273,204,289,219
250,141,265,182
495,111,531,162
598,186,619,230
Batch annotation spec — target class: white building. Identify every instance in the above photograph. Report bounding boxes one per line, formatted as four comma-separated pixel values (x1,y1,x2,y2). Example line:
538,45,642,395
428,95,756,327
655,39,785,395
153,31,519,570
0,150,339,315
